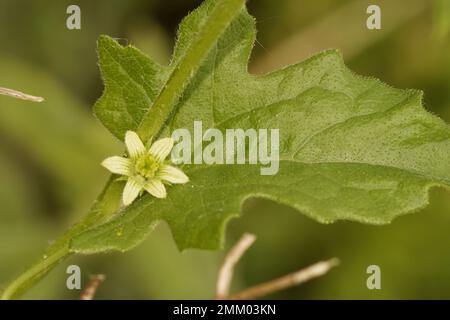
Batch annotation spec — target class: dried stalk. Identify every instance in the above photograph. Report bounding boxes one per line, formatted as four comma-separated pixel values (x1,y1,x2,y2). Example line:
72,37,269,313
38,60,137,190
216,233,256,299
80,274,105,300
228,258,339,300
0,87,44,102
216,233,339,300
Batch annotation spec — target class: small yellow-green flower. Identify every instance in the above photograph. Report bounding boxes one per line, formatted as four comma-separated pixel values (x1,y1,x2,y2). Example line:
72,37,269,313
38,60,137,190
101,131,189,206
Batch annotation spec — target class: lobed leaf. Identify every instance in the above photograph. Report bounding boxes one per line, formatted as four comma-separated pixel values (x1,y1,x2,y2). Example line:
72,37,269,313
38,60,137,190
72,0,450,253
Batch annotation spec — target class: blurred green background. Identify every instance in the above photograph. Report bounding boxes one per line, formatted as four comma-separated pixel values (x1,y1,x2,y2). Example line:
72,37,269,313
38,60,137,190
0,0,449,299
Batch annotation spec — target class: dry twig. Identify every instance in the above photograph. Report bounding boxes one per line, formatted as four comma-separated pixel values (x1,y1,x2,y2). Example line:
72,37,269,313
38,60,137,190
216,233,256,299
80,274,106,300
0,86,44,102
228,258,339,300
216,233,339,300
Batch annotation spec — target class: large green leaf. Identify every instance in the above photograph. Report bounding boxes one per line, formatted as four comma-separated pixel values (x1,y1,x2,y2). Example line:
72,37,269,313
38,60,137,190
72,0,450,253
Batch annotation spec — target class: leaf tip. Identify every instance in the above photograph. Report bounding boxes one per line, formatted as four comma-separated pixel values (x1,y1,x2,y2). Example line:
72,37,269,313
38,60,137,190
97,34,113,47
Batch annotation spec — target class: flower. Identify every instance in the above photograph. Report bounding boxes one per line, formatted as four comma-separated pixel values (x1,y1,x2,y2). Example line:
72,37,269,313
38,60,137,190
101,131,189,206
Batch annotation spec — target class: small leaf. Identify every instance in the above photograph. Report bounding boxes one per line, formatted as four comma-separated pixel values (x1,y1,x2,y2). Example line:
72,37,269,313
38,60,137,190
72,0,450,253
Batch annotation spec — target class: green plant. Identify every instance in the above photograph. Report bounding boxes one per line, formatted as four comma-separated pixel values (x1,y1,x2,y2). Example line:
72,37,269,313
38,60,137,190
2,0,450,299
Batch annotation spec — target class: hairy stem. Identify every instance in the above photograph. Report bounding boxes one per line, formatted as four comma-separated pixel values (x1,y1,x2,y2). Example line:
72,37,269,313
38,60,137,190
1,177,121,299
1,0,245,300
137,0,246,143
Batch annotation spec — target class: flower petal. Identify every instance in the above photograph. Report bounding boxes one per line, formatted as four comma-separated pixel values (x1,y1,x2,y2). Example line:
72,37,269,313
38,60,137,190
123,178,143,206
144,179,167,198
159,165,189,184
125,131,145,158
149,137,174,161
101,156,131,175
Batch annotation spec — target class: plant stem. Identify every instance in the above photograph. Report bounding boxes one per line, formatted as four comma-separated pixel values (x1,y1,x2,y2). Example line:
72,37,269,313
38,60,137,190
0,86,44,102
137,0,246,143
226,258,340,300
1,0,246,300
1,177,121,299
216,233,256,299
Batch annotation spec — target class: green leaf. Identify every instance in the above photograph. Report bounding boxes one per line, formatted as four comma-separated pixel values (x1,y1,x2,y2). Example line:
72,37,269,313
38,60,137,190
72,0,450,253
93,35,169,140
